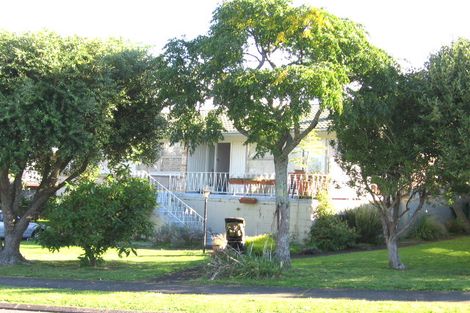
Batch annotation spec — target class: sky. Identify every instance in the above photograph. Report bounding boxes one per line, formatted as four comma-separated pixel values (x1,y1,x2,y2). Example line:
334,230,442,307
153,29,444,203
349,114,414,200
1,0,469,69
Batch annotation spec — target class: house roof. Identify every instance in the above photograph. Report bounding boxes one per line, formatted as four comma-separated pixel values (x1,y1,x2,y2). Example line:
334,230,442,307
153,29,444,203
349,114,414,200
219,107,331,134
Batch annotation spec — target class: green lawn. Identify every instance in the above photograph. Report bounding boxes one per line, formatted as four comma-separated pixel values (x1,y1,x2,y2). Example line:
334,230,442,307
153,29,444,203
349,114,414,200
0,238,468,312
0,242,206,281
209,236,470,291
1,237,469,292
0,286,467,313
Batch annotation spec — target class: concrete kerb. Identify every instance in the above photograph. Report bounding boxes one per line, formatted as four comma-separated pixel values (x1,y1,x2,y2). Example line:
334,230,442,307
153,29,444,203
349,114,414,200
0,302,166,313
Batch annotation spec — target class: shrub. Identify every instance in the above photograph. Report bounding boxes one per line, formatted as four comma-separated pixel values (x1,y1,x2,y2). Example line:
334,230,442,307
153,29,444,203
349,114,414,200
342,204,383,244
154,224,203,248
410,215,448,241
39,176,156,266
309,215,357,251
314,189,334,218
207,246,283,280
446,218,468,234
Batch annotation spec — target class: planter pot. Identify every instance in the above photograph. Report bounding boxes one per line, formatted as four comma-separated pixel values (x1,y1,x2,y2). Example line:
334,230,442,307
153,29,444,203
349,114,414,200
229,178,245,184
239,197,258,204
258,179,275,185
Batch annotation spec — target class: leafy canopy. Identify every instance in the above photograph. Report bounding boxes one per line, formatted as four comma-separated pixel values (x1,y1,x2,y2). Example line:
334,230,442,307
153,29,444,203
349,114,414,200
0,31,165,183
421,38,470,195
158,0,387,267
161,0,383,157
331,61,436,198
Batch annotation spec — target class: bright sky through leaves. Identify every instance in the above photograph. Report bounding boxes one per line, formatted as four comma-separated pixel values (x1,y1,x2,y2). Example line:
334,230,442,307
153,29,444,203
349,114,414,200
0,0,469,69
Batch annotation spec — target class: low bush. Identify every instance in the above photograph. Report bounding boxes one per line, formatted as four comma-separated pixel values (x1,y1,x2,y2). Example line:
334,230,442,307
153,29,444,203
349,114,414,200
154,224,203,248
314,189,334,218
446,218,468,234
342,204,383,245
410,215,448,241
207,246,283,280
39,176,156,266
308,215,357,251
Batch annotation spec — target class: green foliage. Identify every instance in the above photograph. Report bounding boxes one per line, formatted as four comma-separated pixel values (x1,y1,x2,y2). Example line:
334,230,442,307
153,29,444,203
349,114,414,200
154,224,203,248
0,31,165,174
207,246,283,280
39,177,156,266
409,215,448,241
446,218,468,234
422,39,470,195
159,0,385,265
308,215,357,251
330,49,437,268
314,190,334,218
331,65,436,197
215,237,470,292
0,31,166,261
342,204,383,244
203,0,380,157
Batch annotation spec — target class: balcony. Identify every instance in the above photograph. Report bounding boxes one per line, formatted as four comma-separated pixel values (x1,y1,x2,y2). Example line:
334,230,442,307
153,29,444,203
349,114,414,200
150,171,329,198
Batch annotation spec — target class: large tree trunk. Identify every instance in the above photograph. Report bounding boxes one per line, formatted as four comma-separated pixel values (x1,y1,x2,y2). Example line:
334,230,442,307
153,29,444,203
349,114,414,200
0,187,47,265
0,226,28,264
452,194,470,233
274,156,291,268
381,213,405,270
379,195,407,270
385,236,405,270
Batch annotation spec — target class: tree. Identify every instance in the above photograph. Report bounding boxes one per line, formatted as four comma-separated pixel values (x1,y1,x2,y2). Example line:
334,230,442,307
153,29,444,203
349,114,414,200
39,176,155,266
159,0,381,267
331,62,437,269
421,39,470,232
0,31,165,264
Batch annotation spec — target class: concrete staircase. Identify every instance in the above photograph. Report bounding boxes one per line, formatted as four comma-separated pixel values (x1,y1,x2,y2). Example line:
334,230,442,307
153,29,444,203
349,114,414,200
135,171,204,229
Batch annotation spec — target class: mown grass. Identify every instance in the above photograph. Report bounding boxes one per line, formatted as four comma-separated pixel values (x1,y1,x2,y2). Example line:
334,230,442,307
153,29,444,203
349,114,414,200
1,237,469,292
208,236,470,291
0,243,206,281
0,286,467,313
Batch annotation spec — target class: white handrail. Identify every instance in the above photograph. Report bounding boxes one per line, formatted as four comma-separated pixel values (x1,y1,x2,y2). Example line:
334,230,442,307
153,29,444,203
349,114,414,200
155,171,329,198
135,170,204,228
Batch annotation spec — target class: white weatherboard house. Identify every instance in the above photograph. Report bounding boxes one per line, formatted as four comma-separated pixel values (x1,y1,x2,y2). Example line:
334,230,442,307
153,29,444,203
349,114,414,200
22,112,453,242
137,111,365,242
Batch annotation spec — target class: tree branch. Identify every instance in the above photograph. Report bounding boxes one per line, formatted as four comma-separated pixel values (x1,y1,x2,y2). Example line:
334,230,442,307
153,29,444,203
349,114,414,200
244,52,262,64
55,158,90,191
398,188,420,219
265,57,277,69
244,52,265,69
396,189,426,238
364,179,385,212
0,167,11,211
284,108,322,153
234,125,250,138
11,165,26,215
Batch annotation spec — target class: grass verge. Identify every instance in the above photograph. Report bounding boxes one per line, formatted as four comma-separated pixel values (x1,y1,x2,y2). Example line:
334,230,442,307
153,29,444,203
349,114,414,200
0,242,206,281
0,286,467,313
207,236,470,291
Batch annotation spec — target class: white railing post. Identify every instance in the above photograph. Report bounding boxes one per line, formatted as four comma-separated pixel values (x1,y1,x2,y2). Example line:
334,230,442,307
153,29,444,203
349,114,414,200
154,171,329,198
139,171,204,229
